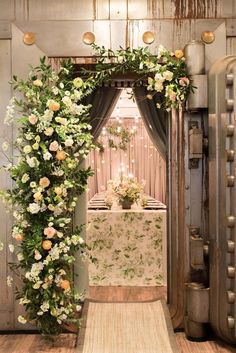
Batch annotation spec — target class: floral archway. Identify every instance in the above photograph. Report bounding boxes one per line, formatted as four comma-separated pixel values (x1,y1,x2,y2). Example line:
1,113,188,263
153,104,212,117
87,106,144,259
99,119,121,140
1,44,192,335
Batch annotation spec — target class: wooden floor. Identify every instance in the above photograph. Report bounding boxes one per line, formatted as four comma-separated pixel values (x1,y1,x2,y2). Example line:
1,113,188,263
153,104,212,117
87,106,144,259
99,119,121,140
1,287,236,353
89,285,167,302
1,332,236,353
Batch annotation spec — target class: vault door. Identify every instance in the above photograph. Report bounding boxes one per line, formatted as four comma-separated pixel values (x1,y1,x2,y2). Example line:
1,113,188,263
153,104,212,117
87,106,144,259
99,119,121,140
209,56,236,343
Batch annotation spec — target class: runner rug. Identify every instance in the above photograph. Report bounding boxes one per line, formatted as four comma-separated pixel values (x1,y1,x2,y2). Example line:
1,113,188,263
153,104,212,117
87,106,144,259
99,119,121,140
76,300,180,353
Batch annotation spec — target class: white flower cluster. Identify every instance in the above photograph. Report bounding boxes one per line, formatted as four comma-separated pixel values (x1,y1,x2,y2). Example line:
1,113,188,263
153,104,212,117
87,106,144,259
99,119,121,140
4,97,15,125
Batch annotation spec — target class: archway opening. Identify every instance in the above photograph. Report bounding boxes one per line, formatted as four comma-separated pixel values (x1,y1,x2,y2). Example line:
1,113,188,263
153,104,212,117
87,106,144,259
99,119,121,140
86,88,167,302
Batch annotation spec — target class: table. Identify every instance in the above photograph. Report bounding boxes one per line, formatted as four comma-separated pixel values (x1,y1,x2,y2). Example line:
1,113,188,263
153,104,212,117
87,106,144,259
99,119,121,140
87,209,167,286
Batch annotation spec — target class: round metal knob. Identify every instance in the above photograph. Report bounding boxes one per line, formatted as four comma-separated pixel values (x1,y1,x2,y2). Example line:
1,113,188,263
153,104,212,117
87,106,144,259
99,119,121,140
227,240,235,253
226,99,234,111
227,150,235,161
227,175,235,187
227,291,235,304
228,316,235,329
226,73,234,86
227,124,234,137
227,216,235,228
227,266,235,278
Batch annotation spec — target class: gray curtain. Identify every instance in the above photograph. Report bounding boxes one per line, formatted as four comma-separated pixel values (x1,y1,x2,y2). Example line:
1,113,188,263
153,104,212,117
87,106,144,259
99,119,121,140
84,87,121,141
133,87,167,160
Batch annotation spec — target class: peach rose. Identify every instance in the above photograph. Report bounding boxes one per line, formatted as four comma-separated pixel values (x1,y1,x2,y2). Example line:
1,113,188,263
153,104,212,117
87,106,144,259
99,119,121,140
47,100,60,111
49,141,59,152
28,114,38,125
33,79,43,87
54,187,62,195
42,240,52,250
175,49,184,59
39,177,50,188
179,77,190,87
33,192,43,201
56,150,66,161
60,279,70,290
15,234,23,241
44,127,54,136
44,226,56,238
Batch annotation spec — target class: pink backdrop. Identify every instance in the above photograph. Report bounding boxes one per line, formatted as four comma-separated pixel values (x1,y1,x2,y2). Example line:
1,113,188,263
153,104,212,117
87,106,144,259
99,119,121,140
87,118,166,204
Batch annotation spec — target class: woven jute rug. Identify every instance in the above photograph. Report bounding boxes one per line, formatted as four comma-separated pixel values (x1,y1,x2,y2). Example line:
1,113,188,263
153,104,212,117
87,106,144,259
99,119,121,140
76,300,180,353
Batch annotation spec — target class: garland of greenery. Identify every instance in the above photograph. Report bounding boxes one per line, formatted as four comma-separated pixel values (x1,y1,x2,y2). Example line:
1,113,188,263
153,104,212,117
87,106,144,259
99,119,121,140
1,44,193,336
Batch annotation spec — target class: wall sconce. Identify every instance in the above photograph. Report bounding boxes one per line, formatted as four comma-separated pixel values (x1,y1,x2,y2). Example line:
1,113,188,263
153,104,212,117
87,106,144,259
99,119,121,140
23,32,36,45
142,31,155,45
201,31,215,44
82,32,95,45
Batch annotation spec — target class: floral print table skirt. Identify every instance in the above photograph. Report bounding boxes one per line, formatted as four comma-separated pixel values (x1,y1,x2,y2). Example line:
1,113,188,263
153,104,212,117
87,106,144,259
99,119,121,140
87,210,167,286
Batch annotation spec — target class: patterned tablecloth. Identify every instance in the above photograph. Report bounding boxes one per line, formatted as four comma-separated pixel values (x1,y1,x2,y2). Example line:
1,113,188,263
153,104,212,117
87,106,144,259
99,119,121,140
87,210,167,286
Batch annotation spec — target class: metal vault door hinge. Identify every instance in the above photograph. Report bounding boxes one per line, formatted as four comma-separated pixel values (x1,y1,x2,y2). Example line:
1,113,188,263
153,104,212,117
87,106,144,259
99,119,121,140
185,283,209,339
208,57,236,344
188,121,203,169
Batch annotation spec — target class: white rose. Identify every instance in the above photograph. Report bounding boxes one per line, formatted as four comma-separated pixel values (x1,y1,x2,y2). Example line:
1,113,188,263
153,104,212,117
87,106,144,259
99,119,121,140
33,282,42,289
32,143,39,150
9,244,14,253
44,127,54,136
7,276,13,287
26,157,40,168
18,315,27,324
163,70,173,81
34,250,42,260
43,109,54,121
2,142,9,151
52,87,59,95
65,138,74,147
30,181,37,188
28,203,40,214
21,173,30,183
17,253,24,261
62,96,72,107
33,79,43,87
43,151,52,160
23,145,32,154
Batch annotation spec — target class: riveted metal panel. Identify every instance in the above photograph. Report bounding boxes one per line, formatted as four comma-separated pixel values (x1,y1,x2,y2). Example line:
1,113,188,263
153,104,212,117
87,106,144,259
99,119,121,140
0,0,15,20
96,0,110,19
15,21,94,57
227,38,236,55
0,22,11,39
110,20,127,50
110,0,127,20
93,20,111,49
28,0,94,20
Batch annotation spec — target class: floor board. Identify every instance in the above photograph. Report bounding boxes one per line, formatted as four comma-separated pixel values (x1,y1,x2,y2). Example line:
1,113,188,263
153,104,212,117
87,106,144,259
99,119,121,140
1,287,236,353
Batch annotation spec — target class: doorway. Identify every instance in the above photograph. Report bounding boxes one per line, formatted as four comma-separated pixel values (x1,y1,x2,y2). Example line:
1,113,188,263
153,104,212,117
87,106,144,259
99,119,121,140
85,88,167,302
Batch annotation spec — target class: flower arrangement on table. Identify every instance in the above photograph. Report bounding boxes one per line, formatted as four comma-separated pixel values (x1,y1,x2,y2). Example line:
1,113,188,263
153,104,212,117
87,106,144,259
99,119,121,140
106,176,145,209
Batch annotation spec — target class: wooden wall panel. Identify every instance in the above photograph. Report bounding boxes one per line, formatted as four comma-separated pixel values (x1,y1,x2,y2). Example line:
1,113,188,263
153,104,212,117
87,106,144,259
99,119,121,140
0,39,14,329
